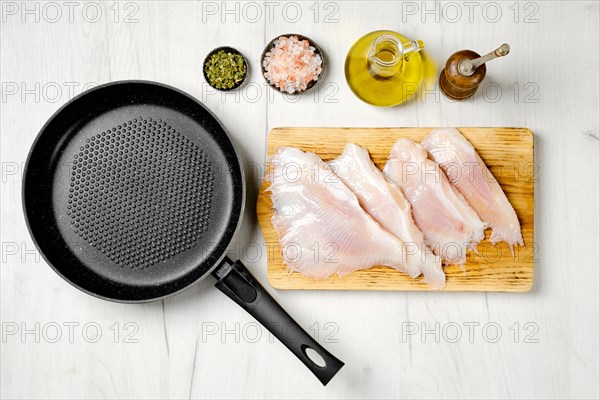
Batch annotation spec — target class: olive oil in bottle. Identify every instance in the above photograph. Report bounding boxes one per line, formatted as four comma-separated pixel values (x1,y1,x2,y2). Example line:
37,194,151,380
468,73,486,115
345,30,425,107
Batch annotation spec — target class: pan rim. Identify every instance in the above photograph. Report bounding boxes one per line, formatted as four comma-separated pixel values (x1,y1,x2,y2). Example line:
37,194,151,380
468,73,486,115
22,79,246,304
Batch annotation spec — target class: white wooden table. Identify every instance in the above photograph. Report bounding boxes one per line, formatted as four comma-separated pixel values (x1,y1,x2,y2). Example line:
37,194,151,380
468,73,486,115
1,1,598,398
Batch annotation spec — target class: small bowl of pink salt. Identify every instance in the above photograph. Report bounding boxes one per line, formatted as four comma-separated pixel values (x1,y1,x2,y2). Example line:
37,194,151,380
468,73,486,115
261,34,324,95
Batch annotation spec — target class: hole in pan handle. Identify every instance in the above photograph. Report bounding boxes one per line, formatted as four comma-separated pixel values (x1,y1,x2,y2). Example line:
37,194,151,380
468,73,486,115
212,257,345,385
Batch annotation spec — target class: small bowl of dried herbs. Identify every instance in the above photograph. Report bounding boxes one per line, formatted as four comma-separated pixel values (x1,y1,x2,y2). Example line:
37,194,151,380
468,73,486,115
203,47,248,91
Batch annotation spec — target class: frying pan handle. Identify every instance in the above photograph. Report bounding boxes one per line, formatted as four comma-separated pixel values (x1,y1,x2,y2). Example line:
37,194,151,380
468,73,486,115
213,257,344,386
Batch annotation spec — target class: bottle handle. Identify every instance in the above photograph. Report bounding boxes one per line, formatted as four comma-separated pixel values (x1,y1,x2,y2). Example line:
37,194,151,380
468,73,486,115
402,40,425,60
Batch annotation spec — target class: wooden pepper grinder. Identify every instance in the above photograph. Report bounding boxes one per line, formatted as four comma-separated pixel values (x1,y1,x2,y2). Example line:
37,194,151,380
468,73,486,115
440,44,510,100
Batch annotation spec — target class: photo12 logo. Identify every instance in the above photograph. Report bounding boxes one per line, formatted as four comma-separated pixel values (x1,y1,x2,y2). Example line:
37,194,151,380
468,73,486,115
1,1,140,24
2,321,140,343
200,1,340,24
200,81,340,104
1,81,98,104
200,320,340,344
418,81,540,104
400,1,540,24
401,321,540,344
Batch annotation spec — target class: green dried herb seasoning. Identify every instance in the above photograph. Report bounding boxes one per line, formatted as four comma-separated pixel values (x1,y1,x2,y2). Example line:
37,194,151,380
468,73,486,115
204,50,247,90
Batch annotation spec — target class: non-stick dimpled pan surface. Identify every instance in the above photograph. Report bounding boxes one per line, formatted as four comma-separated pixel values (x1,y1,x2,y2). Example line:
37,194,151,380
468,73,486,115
23,81,244,302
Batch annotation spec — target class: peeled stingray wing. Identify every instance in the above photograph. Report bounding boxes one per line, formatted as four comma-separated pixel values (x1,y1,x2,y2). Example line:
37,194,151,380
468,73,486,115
267,147,420,280
384,139,486,265
421,128,523,249
329,143,445,288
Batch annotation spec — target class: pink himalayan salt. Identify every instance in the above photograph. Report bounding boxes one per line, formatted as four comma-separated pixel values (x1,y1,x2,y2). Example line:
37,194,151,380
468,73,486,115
263,36,323,94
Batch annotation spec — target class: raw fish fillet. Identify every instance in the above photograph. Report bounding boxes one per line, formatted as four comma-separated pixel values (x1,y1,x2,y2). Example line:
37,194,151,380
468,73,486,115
421,128,523,249
267,147,420,280
384,139,486,265
330,143,445,288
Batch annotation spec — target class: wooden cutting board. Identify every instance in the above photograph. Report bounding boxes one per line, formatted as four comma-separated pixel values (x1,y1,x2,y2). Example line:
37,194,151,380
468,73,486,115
256,128,534,292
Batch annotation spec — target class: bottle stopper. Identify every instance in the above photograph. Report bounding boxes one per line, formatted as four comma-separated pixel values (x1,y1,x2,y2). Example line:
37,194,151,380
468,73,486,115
440,44,510,100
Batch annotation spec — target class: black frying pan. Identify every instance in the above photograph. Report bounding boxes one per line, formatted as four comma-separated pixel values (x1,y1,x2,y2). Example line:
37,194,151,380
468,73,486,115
22,80,343,385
